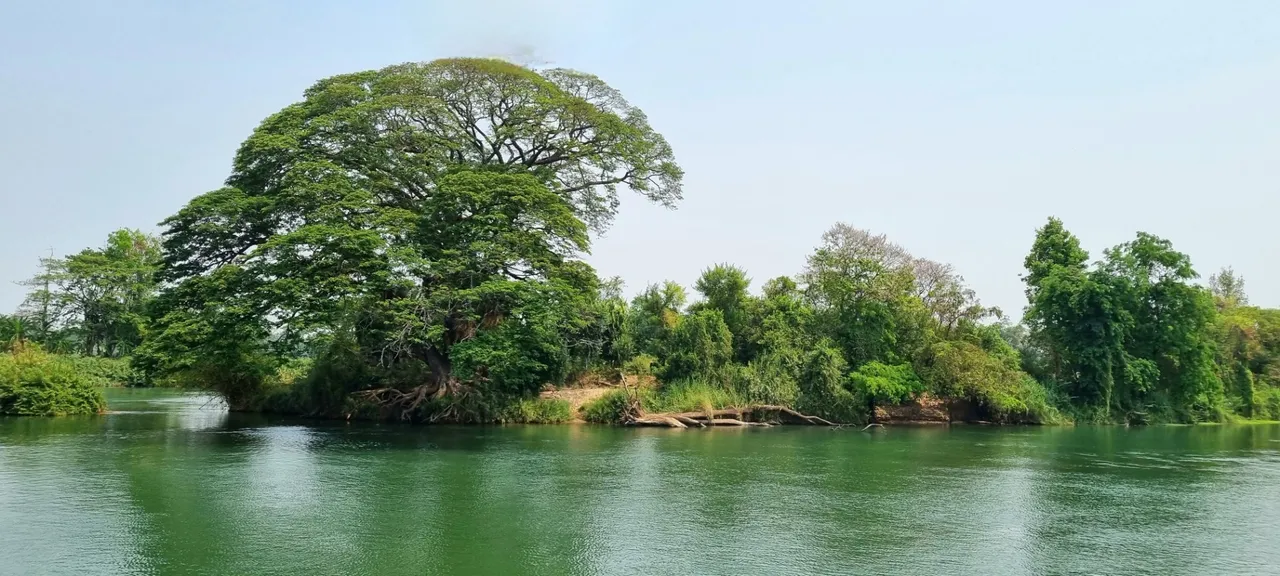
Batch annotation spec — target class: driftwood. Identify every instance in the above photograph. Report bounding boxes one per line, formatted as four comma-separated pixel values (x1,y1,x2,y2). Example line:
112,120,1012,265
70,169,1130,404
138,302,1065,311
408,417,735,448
625,404,839,429
632,416,688,428
754,405,839,427
670,415,705,428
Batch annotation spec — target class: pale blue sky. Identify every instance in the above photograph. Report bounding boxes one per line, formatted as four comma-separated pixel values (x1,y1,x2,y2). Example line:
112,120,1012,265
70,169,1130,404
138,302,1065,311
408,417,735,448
2,0,1278,315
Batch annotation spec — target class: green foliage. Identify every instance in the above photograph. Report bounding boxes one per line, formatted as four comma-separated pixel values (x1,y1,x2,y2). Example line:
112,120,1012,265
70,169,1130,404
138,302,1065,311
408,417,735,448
658,309,733,383
582,380,745,424
627,281,687,357
1213,302,1280,419
795,342,862,423
561,278,632,377
58,355,146,388
0,314,29,352
734,353,801,406
0,348,106,416
1256,387,1280,421
1022,218,1225,422
646,379,743,414
135,58,684,421
581,389,636,424
1209,267,1248,309
4,55,1266,428
801,224,952,371
622,354,658,376
502,397,573,424
17,59,1255,427
922,340,1058,423
690,264,755,361
17,229,162,357
849,361,923,405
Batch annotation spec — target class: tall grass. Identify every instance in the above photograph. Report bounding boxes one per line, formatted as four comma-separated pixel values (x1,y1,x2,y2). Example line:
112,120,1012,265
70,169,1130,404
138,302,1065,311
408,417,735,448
580,379,745,424
582,389,635,423
645,378,743,414
502,397,573,424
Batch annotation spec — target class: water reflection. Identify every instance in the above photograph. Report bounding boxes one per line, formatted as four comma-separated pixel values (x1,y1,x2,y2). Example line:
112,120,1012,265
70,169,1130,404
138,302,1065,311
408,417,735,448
1,391,1278,576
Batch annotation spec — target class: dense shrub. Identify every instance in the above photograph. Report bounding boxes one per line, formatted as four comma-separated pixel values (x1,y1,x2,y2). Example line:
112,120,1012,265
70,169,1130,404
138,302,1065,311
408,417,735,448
923,341,1059,423
622,354,658,377
1254,387,1280,421
0,348,106,416
646,379,742,414
849,361,924,405
733,358,800,406
658,310,733,383
502,397,573,424
582,389,635,423
60,355,147,387
795,343,862,423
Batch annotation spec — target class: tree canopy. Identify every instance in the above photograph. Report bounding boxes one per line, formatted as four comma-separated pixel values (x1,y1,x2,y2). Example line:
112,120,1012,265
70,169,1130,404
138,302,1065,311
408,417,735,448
15,229,161,357
9,58,1277,426
137,58,684,418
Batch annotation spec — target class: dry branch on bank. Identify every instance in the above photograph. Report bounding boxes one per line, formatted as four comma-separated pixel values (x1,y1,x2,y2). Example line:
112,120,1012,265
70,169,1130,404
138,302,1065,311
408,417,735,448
624,404,841,428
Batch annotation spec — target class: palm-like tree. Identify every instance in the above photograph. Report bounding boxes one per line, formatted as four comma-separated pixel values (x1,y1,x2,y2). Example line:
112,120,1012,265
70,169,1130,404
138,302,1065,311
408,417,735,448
0,314,30,351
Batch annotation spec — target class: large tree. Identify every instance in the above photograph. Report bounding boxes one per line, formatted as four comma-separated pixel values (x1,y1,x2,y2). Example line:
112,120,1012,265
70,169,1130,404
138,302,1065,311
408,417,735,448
800,224,919,368
690,264,754,361
142,59,683,417
1023,218,1223,421
17,229,162,356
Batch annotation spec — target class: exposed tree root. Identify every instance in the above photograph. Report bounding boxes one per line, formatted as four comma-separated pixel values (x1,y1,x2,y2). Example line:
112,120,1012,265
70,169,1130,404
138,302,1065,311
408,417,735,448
356,379,475,422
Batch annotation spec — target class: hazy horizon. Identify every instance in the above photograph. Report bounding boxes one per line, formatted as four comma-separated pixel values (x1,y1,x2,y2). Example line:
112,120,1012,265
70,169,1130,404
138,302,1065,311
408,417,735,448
3,0,1277,317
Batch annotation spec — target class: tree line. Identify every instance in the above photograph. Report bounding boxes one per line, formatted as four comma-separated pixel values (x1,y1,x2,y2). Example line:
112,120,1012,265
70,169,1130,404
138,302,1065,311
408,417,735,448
5,57,1277,423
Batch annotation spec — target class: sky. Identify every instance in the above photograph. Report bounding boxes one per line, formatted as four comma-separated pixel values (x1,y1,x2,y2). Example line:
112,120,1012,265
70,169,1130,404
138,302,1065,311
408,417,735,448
2,0,1278,316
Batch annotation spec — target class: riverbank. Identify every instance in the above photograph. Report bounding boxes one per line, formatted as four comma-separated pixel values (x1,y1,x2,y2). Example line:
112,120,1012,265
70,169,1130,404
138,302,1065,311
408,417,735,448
535,384,1024,428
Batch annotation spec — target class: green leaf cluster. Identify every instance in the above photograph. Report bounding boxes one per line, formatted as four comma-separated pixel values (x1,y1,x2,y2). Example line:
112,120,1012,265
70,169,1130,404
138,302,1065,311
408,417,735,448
134,58,683,421
0,347,106,416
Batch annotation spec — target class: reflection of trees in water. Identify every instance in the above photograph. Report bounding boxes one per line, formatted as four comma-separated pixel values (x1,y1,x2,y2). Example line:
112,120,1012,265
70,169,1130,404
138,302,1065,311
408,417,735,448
6,403,1278,576
0,413,160,575
1023,425,1280,574
108,419,611,575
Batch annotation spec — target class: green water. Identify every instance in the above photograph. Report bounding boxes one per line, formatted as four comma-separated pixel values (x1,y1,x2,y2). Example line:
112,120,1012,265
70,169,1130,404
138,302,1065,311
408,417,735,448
1,389,1278,576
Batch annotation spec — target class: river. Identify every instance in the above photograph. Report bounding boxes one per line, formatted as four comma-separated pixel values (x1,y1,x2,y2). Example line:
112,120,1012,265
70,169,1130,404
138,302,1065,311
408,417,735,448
1,388,1278,575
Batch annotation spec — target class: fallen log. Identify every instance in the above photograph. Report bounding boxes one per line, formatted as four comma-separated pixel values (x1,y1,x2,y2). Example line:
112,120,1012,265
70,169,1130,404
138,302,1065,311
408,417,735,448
632,416,687,428
750,405,839,427
671,415,706,428
626,405,841,428
670,408,743,420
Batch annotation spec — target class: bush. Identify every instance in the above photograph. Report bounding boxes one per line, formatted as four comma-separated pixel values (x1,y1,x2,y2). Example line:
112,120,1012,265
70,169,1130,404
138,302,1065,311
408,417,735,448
795,342,863,423
0,348,106,416
582,389,636,423
734,354,800,406
60,355,148,387
502,397,573,424
622,354,658,376
849,361,923,405
658,310,733,382
1256,387,1280,421
647,378,741,414
253,358,319,415
923,341,1061,424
